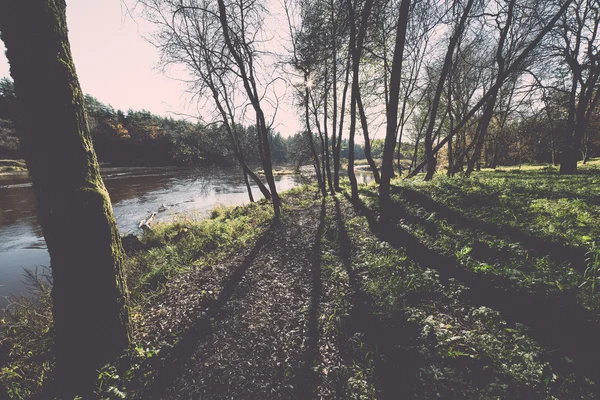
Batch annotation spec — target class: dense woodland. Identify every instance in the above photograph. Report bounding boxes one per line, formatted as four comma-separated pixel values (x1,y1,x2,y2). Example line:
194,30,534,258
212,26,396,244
0,77,371,168
2,0,600,398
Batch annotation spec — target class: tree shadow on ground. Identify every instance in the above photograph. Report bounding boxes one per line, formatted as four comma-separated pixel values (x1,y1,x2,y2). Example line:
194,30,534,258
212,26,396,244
333,196,424,399
135,223,277,399
390,186,587,270
347,192,600,386
296,199,326,399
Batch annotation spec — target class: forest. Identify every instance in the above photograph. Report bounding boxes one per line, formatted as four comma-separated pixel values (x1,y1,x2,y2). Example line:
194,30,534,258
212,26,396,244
0,77,372,168
1,0,600,398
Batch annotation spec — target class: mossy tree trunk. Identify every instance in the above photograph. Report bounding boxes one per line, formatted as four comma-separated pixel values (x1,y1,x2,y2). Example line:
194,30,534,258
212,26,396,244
0,0,130,396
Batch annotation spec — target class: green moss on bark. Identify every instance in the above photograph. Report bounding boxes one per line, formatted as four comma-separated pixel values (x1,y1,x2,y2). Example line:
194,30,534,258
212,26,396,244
0,0,131,396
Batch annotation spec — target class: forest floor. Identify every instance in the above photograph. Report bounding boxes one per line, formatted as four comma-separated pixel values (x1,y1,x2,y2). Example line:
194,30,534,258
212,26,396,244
3,161,600,399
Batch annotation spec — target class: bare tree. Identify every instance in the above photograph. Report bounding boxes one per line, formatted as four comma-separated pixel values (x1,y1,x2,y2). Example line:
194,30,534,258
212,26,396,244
139,0,274,202
422,0,476,181
407,0,574,178
463,0,518,176
346,0,376,200
216,0,282,219
284,0,328,196
554,0,600,173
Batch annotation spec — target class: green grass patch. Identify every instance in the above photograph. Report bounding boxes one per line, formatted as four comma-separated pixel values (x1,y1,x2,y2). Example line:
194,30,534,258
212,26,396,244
379,159,600,308
332,191,596,397
0,159,27,174
127,200,273,301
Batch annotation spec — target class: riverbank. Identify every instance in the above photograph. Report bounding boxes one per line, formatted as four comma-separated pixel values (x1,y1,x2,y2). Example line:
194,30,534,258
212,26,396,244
0,166,305,306
2,162,600,398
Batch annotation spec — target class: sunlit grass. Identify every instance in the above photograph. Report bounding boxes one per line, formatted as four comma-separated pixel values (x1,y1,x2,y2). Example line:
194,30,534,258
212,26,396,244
0,159,27,173
404,159,600,249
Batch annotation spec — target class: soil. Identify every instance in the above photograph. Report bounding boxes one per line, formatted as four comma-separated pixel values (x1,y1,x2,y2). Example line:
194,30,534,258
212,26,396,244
131,193,327,399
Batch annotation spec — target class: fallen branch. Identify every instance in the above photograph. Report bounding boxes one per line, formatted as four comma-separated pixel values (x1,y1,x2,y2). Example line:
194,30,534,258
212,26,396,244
139,212,157,231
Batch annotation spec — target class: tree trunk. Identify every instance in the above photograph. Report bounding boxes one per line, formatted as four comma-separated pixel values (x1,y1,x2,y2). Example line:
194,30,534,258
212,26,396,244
0,1,130,396
356,89,380,183
348,86,358,201
410,133,421,174
234,146,271,201
323,67,334,194
306,85,326,196
491,139,500,168
446,107,455,175
242,168,254,202
423,0,475,181
257,123,265,165
334,55,351,191
560,129,580,173
214,99,271,201
310,88,328,196
447,136,454,176
216,0,280,220
255,114,280,219
329,0,340,192
379,0,411,211
447,57,455,176
396,91,410,173
466,89,498,176
346,0,375,201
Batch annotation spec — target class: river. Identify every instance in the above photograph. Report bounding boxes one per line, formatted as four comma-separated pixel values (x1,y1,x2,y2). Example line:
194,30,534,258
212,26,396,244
0,166,373,305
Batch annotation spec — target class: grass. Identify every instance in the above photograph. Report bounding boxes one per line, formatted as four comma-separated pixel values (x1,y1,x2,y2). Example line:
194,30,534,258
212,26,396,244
128,201,273,296
384,159,600,304
257,167,298,175
0,195,276,399
0,159,27,174
3,159,600,398
406,160,600,248
322,161,600,397
323,197,564,397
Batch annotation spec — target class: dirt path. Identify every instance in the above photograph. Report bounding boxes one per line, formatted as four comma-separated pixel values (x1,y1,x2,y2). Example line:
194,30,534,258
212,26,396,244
134,197,326,399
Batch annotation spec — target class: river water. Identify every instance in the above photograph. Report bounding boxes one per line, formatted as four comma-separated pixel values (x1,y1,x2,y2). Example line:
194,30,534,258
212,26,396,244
0,166,306,304
0,166,374,304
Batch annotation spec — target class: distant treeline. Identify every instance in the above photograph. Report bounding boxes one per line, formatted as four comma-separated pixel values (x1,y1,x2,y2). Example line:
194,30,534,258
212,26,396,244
0,77,372,167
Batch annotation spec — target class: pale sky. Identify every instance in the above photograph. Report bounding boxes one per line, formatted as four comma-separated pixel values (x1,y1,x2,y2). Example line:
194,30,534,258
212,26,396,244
0,0,304,136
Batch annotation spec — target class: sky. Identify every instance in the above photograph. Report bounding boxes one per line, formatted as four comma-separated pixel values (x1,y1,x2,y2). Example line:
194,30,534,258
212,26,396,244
0,0,304,136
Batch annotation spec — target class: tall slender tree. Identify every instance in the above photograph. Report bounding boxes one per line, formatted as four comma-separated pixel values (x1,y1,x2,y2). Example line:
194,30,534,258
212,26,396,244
139,0,272,202
216,0,281,219
422,0,475,181
347,0,375,201
379,0,412,212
